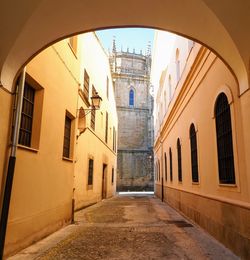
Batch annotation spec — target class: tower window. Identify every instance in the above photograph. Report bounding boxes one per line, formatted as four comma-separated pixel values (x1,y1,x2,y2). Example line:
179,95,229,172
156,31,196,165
129,89,134,106
190,124,199,182
215,93,235,184
177,138,182,182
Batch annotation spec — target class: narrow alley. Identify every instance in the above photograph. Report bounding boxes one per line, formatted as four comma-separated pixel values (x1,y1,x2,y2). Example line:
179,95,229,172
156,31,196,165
9,195,238,260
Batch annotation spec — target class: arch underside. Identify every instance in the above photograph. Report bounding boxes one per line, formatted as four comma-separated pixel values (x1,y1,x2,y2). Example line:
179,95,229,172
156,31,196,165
0,0,249,93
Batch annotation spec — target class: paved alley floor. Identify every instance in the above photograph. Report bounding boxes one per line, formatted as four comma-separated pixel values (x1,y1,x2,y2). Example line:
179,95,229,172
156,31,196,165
9,195,238,260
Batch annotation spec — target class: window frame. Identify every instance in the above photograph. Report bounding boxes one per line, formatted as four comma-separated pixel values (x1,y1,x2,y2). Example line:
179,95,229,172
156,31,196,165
169,148,173,182
215,93,236,185
129,88,135,107
164,152,167,182
177,138,182,182
18,82,35,147
189,123,199,183
87,158,94,187
63,114,72,159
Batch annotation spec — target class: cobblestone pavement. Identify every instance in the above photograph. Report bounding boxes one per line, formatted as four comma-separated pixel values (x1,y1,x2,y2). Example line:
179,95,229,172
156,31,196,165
9,195,238,260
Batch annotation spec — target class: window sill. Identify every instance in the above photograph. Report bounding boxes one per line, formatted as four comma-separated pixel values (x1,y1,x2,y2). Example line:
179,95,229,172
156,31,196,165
219,183,237,188
192,181,200,185
62,157,74,163
17,145,38,153
87,185,93,190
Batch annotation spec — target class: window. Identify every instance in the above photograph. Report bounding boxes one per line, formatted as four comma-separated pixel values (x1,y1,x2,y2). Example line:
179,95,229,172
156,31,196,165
215,93,235,184
158,160,160,181
106,76,109,99
164,152,167,181
176,49,180,82
19,82,35,147
169,148,173,181
63,115,71,158
190,124,199,182
91,85,96,130
113,127,116,152
105,112,108,143
83,69,89,100
88,158,94,185
177,138,182,182
111,167,114,184
129,89,134,106
69,36,78,56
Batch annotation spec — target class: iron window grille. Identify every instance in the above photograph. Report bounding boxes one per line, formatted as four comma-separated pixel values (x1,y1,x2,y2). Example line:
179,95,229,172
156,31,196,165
18,82,35,147
83,69,89,100
63,115,71,158
177,138,182,182
190,124,199,182
215,93,235,184
88,158,94,185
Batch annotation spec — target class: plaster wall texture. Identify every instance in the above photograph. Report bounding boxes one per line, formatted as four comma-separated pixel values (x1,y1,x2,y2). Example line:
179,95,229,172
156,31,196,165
1,33,117,257
152,31,250,258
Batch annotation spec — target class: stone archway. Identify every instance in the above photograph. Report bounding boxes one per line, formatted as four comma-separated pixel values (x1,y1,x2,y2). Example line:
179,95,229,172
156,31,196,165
0,0,250,94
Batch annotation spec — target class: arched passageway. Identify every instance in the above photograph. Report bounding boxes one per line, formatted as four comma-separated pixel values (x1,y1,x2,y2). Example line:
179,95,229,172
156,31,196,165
0,0,250,93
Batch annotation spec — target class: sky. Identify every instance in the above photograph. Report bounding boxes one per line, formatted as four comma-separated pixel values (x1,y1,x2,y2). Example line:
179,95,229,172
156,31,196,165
96,28,155,54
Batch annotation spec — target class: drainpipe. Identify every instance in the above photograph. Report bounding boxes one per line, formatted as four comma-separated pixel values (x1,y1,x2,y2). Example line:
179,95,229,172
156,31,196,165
0,68,26,259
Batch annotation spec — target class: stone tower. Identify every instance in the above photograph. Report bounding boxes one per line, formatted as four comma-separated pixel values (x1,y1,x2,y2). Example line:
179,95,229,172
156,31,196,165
110,40,154,191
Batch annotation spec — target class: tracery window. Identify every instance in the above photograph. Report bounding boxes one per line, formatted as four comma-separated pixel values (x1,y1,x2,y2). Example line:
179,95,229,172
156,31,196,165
215,93,235,184
129,89,134,106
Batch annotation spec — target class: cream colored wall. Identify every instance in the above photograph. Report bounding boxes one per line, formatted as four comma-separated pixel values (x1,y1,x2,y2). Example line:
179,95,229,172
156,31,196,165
74,33,117,210
5,39,80,256
153,35,250,203
2,33,118,256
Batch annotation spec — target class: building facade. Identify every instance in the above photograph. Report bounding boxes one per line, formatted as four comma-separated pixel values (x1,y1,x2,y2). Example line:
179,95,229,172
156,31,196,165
110,44,154,191
151,31,250,258
1,32,117,257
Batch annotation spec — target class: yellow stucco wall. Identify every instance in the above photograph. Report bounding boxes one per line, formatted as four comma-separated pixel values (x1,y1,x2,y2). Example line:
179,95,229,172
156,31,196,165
74,33,117,209
1,33,117,257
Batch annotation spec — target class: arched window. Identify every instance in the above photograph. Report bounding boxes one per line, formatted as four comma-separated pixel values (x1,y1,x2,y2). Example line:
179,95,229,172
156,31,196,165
177,138,182,182
169,148,173,181
158,160,160,181
176,49,180,82
189,124,199,182
215,93,235,184
129,89,134,106
164,152,167,181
